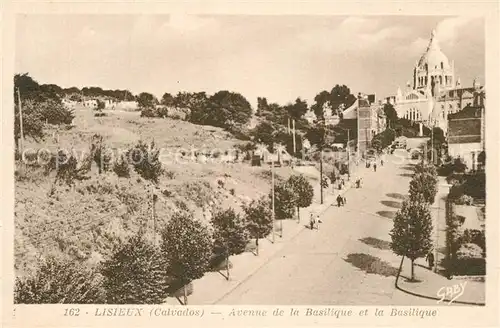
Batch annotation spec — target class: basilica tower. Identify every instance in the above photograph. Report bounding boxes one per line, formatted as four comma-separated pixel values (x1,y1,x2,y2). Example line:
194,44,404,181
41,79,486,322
412,29,455,93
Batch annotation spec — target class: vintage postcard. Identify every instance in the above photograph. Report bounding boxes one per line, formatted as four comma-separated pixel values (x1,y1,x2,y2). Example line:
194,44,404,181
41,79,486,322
1,0,499,327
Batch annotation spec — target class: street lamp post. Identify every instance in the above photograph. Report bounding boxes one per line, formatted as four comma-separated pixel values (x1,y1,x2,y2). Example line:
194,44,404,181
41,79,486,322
271,155,276,243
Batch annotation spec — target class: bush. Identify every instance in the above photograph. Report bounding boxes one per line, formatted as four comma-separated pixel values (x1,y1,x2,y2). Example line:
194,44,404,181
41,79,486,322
453,243,486,275
140,107,157,118
113,155,130,178
14,257,105,304
127,140,164,183
460,229,485,254
454,194,474,205
457,243,483,259
101,232,169,304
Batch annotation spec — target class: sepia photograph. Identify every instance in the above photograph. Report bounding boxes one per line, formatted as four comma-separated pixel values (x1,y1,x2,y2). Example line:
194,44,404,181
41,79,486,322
7,8,495,315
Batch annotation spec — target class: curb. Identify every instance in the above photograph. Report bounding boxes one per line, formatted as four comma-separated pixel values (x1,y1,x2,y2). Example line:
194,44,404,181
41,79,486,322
394,256,485,306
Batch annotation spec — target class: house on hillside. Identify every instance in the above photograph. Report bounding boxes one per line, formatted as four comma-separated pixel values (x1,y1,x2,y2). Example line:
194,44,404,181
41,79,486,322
447,105,485,171
62,98,78,109
83,99,98,109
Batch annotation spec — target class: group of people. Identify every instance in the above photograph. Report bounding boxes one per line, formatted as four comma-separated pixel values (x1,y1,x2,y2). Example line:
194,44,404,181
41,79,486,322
309,213,321,230
336,194,346,207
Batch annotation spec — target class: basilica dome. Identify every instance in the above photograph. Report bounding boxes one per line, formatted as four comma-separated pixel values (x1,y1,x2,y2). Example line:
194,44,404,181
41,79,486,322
418,30,450,70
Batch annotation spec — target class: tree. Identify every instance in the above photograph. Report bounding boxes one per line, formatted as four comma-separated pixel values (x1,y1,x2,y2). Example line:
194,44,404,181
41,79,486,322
207,91,253,128
272,181,297,222
14,73,60,103
161,213,212,305
102,232,168,304
285,97,308,120
390,195,433,281
286,174,314,222
256,97,269,116
243,197,273,255
251,121,275,148
329,84,357,112
383,103,398,128
211,208,249,280
161,92,175,107
409,168,438,204
311,90,331,121
136,92,157,109
14,257,104,304
14,100,44,150
127,140,164,184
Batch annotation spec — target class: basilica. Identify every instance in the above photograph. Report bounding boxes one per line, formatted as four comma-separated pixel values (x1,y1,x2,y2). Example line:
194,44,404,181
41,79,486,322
390,29,485,134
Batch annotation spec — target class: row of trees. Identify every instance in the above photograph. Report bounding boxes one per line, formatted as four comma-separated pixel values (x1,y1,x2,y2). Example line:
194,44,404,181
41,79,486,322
390,163,438,281
14,74,76,151
139,90,253,132
15,172,316,304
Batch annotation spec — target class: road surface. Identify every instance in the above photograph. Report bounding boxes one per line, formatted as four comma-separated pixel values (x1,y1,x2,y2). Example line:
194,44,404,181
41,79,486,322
215,154,439,305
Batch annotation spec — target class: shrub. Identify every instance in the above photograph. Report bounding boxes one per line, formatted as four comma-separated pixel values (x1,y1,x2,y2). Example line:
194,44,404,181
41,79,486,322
101,232,169,304
457,243,483,259
127,140,164,184
211,208,249,278
161,212,212,304
460,229,485,254
243,197,273,255
113,155,130,178
217,180,225,188
140,107,157,118
229,188,235,196
454,194,474,205
14,257,105,304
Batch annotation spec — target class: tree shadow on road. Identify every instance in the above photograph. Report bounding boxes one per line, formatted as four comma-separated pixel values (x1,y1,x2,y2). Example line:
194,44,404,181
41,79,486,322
381,200,402,209
376,210,397,219
344,253,399,277
386,193,406,200
399,173,414,178
401,166,416,171
359,237,391,250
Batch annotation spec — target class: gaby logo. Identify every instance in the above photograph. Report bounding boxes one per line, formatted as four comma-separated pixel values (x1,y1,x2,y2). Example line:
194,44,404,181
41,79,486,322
437,281,467,305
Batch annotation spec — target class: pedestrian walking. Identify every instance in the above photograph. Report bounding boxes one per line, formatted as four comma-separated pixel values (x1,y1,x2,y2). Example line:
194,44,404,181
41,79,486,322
336,194,343,207
316,215,321,230
426,252,435,270
373,163,377,172
343,196,346,205
309,214,316,230
381,159,384,166
355,178,360,188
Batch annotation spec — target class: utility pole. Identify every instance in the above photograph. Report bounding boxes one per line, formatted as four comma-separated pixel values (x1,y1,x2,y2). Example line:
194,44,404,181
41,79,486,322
320,121,326,205
431,125,434,165
271,155,276,243
287,117,290,134
17,88,25,155
347,129,350,180
151,186,158,246
292,118,296,155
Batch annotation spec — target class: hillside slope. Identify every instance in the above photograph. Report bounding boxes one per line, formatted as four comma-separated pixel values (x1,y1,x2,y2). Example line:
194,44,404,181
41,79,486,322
15,107,302,276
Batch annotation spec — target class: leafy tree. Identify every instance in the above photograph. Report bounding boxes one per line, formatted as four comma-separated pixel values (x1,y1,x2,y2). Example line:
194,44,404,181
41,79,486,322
383,103,398,128
390,195,433,281
136,92,157,109
207,91,253,128
127,140,164,183
102,232,168,304
272,181,297,222
211,208,249,280
285,97,308,120
243,197,273,255
161,92,175,107
329,84,357,113
286,174,314,222
251,121,275,148
256,97,269,116
161,212,212,305
409,170,438,204
14,100,44,150
14,73,60,103
96,99,106,110
311,90,331,121
14,256,104,304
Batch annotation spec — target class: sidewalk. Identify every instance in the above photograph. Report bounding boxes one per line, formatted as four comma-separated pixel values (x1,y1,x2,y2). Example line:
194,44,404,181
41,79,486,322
164,163,366,305
396,256,485,305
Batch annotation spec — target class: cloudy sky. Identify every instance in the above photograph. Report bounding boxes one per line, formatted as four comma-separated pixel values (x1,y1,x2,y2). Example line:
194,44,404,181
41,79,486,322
15,15,484,107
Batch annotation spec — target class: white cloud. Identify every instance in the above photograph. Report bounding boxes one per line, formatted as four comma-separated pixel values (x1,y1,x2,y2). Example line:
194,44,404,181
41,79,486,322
434,16,479,45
